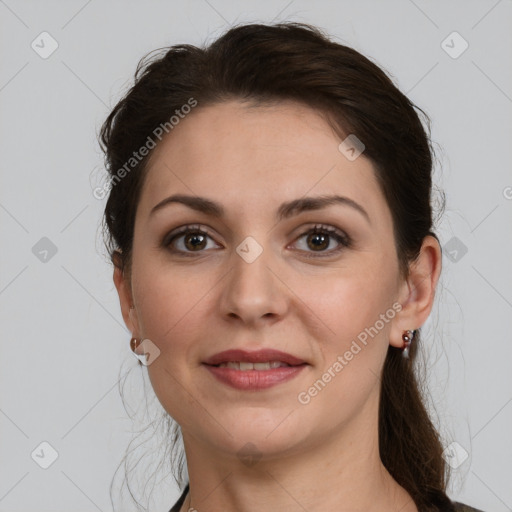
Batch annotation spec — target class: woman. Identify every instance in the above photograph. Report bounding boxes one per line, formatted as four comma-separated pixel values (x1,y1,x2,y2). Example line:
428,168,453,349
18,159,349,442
100,22,484,512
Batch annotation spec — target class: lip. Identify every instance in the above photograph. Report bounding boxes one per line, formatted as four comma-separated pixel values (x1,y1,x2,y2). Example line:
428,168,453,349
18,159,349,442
203,349,306,366
202,349,308,391
204,364,307,390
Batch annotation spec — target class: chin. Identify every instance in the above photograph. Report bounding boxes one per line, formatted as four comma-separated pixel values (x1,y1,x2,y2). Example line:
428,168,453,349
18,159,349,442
213,432,303,465
210,413,306,455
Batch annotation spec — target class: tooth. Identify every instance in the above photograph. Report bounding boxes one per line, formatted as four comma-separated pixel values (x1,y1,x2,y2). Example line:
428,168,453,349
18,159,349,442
253,362,271,370
215,361,293,370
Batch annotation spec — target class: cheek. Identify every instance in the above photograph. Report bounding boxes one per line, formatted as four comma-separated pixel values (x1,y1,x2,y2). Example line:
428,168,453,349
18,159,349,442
130,259,219,399
132,257,212,345
295,300,389,420
296,264,394,390
135,267,208,423
299,260,394,342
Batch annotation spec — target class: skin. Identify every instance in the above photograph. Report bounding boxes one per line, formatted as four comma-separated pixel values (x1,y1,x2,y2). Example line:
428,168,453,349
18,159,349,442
114,100,442,512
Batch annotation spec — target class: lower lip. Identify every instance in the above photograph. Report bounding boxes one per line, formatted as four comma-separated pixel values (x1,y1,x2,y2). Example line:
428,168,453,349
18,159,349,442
203,364,307,390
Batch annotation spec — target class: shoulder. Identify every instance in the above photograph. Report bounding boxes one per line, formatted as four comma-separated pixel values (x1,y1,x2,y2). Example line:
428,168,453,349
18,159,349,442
452,502,485,512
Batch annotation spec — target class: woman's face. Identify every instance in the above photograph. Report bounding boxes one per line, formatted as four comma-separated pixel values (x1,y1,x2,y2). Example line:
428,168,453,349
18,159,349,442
116,100,412,461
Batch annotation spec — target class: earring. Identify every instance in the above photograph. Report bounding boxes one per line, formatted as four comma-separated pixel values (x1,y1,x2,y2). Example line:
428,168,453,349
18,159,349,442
130,337,141,353
402,329,415,359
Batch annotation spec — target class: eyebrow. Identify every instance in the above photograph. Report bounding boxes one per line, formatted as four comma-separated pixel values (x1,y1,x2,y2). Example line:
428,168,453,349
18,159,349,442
149,193,371,224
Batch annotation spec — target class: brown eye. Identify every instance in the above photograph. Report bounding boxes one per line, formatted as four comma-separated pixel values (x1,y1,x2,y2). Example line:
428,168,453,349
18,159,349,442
163,223,351,258
293,225,351,257
164,225,219,255
182,231,208,251
306,231,330,251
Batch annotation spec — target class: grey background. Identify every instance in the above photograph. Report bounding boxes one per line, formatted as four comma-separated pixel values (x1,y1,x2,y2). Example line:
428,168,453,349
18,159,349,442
1,1,511,511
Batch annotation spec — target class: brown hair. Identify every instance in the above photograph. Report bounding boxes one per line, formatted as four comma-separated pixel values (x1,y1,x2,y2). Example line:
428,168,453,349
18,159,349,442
99,22,450,511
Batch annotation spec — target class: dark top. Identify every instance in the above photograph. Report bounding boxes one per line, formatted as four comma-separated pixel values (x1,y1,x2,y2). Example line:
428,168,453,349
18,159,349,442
168,484,485,512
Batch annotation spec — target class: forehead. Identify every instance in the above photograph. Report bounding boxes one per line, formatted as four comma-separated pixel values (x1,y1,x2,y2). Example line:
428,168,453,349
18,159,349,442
138,100,389,226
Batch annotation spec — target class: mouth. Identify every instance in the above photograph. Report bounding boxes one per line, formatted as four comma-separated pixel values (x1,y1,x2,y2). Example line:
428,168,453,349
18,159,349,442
202,348,308,390
203,348,307,366
212,361,295,370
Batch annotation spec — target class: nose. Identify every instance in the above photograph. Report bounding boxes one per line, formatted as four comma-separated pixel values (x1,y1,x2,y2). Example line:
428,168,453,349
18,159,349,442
218,239,289,327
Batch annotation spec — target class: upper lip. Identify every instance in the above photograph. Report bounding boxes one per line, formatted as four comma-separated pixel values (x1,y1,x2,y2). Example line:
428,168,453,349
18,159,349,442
203,349,307,366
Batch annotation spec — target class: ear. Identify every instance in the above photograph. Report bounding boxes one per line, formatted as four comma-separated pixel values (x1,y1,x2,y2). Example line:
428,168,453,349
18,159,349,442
389,235,442,348
112,251,141,337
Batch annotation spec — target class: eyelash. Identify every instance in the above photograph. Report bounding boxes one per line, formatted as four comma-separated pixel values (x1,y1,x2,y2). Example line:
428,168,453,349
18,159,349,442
162,223,352,259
